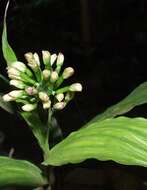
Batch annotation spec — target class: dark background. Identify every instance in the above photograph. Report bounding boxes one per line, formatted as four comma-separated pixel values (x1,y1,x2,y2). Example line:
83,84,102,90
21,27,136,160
0,0,147,189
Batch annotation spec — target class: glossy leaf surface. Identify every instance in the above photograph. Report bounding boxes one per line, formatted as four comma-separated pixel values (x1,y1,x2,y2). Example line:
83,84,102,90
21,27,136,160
88,82,147,124
0,156,47,187
44,117,147,167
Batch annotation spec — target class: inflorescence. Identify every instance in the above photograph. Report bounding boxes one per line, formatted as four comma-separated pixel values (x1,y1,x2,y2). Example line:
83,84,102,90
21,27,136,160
3,51,82,112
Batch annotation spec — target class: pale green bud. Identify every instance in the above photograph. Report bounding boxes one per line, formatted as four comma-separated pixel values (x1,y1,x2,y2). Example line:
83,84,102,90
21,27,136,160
43,100,51,109
65,92,74,102
10,80,26,89
53,102,65,110
34,53,40,66
62,67,74,79
7,68,20,77
69,83,82,92
42,69,50,80
9,90,24,98
8,74,22,80
3,94,15,102
22,104,37,112
25,52,38,69
50,71,58,82
42,51,50,65
55,93,64,102
50,54,57,66
25,87,38,95
39,92,49,102
56,53,64,66
11,61,27,72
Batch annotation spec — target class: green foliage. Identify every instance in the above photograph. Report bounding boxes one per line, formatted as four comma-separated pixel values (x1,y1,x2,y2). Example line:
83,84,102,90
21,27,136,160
44,117,147,167
21,111,49,156
0,156,47,187
2,1,17,65
88,82,147,124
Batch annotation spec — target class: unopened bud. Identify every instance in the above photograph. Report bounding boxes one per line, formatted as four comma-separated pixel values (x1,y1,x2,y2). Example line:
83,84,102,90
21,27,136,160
8,74,21,80
69,83,82,92
7,68,20,77
25,52,38,69
42,69,50,80
65,92,74,102
39,92,49,102
62,67,74,79
43,100,51,109
56,53,64,66
11,61,27,72
10,80,26,89
3,94,15,102
22,104,37,112
34,53,40,66
50,54,57,66
55,93,64,102
25,87,38,95
42,51,50,65
9,90,24,98
53,102,65,110
50,71,58,82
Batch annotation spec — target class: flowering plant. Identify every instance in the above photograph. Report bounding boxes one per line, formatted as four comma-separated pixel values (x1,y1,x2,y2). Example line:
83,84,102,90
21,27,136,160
1,2,147,190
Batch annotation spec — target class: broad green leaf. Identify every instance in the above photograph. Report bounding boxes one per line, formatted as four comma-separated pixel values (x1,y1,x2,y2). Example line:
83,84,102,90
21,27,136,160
43,117,147,167
21,111,49,156
2,1,17,65
0,94,14,114
88,82,147,124
0,156,47,187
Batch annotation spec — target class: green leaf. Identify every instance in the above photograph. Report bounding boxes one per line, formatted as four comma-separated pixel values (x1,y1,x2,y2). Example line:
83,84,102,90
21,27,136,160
21,111,49,156
0,93,14,114
0,156,47,187
43,117,147,167
88,82,147,124
2,1,17,65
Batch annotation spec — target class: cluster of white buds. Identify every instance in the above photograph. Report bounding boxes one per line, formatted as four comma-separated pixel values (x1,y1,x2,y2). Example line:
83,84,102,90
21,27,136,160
3,51,82,112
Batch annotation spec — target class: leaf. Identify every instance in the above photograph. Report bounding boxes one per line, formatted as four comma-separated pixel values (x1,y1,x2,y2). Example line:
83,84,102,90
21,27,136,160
2,1,17,65
0,93,14,114
88,82,147,124
43,117,147,167
0,156,47,187
21,111,49,156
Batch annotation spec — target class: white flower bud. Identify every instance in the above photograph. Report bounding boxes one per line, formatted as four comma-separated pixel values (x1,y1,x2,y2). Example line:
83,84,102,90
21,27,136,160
10,80,26,89
25,87,38,95
42,51,50,65
34,53,40,66
3,94,15,102
42,69,50,80
50,71,58,82
25,52,38,69
69,83,82,92
7,68,20,76
8,74,21,80
9,90,24,98
39,92,49,102
11,61,27,72
56,53,64,66
62,67,74,79
53,102,65,110
22,104,37,112
50,54,57,66
55,93,64,102
43,100,51,109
